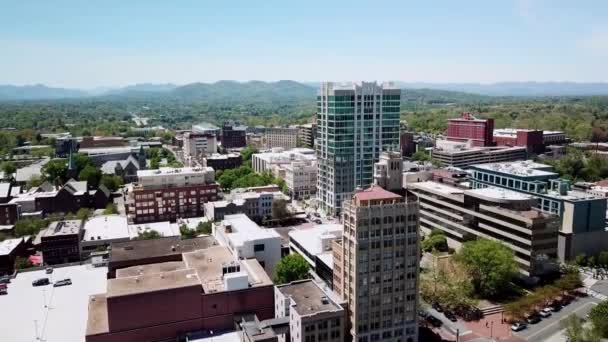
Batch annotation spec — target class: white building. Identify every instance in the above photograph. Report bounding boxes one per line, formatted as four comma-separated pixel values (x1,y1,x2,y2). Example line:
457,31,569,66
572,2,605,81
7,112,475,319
183,131,218,164
136,167,215,189
251,148,316,174
81,215,130,257
284,160,317,199
213,214,281,276
265,127,298,149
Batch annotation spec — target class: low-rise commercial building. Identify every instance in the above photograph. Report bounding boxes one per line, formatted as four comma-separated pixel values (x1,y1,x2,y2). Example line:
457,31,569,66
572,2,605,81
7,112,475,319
36,220,84,265
213,214,281,275
297,123,316,148
86,244,274,342
183,131,218,163
205,188,288,222
126,167,220,224
288,224,342,287
409,181,561,276
283,160,317,200
204,153,242,171
81,216,131,258
432,140,527,168
251,148,316,174
275,279,345,342
469,161,608,261
0,236,33,275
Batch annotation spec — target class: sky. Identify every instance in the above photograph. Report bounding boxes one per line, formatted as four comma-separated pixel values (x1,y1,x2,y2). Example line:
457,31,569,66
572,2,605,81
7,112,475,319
1,0,607,88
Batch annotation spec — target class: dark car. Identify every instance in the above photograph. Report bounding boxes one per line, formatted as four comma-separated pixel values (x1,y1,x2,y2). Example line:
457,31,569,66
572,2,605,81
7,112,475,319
418,310,429,319
0,276,10,284
444,311,458,322
550,303,562,312
426,316,443,328
32,278,50,287
526,314,541,324
53,279,72,287
432,302,443,312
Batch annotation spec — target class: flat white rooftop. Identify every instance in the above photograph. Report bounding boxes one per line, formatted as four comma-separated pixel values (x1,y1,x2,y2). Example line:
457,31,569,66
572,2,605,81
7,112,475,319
128,221,180,239
289,224,342,257
83,215,130,242
472,160,558,177
466,187,536,202
0,264,108,342
220,214,280,246
137,166,213,178
0,237,25,256
412,181,465,197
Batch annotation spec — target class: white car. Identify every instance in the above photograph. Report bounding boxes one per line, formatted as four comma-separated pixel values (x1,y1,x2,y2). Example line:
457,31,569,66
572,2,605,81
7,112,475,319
540,308,552,318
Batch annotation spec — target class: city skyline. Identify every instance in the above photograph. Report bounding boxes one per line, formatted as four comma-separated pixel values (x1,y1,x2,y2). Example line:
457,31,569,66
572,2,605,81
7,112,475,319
1,0,607,88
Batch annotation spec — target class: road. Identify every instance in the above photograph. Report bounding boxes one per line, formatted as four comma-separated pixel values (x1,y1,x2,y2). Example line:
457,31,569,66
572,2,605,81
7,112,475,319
513,297,599,342
421,306,471,338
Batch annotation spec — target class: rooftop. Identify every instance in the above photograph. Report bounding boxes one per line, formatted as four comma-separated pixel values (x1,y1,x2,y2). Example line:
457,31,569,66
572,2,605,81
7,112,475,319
83,215,130,242
277,279,343,316
289,224,342,257
411,181,465,197
353,185,402,202
38,220,82,239
107,268,200,298
109,236,217,263
15,158,48,183
471,161,558,177
115,261,187,278
218,214,280,246
465,187,537,203
0,237,26,256
137,166,214,178
205,153,241,160
0,182,11,198
127,220,180,239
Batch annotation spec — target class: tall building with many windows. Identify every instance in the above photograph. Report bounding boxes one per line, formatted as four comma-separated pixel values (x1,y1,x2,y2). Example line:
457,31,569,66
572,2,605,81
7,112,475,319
316,82,401,215
333,185,419,342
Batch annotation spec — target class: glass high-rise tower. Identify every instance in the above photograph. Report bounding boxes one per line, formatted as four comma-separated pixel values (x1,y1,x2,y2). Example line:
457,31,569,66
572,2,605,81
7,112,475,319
316,82,401,215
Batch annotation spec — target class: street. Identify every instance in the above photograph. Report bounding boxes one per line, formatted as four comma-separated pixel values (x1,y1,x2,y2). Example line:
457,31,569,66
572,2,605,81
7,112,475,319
513,297,599,342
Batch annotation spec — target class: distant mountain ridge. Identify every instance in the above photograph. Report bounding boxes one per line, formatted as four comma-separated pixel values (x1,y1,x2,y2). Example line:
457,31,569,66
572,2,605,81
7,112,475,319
1,81,608,101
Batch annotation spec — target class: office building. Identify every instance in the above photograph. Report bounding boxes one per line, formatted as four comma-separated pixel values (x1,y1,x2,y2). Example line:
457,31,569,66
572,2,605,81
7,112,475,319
86,244,274,342
125,167,220,224
431,140,527,168
36,220,84,265
213,214,282,275
183,132,218,163
265,127,299,149
204,153,242,171
446,112,494,147
469,161,608,260
192,122,220,136
409,181,560,276
284,160,317,200
275,279,345,342
400,131,417,158
298,123,316,148
334,185,419,342
205,188,288,222
316,82,401,215
221,122,247,148
493,129,545,154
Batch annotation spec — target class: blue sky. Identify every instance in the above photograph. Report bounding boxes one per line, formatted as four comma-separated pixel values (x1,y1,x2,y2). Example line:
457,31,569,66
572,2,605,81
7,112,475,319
1,0,607,88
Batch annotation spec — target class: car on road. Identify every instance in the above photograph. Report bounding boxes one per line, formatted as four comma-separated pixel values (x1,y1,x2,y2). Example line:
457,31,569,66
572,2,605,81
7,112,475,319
539,308,552,318
526,314,541,324
32,278,50,286
0,283,7,295
53,278,72,287
418,310,429,319
0,276,10,284
426,315,443,328
549,303,562,312
511,321,527,332
313,219,322,224
45,267,53,274
444,311,458,322
432,302,443,312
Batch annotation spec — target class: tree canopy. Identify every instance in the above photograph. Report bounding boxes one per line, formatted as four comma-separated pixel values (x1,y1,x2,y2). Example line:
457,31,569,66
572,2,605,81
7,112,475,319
588,300,608,338
273,254,310,284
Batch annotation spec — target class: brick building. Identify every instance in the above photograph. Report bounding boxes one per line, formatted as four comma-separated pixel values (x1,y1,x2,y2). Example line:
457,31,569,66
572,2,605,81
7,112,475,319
86,244,274,342
493,128,545,154
446,112,494,147
36,220,84,265
125,167,220,223
220,123,247,149
0,236,33,275
204,153,242,172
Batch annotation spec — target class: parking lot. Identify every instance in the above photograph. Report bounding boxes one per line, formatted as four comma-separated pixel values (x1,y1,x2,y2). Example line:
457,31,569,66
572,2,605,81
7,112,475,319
513,296,599,342
0,264,107,342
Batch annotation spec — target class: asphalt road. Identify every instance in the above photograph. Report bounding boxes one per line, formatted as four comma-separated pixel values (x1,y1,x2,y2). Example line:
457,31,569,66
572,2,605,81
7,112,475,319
421,306,471,337
513,296,599,342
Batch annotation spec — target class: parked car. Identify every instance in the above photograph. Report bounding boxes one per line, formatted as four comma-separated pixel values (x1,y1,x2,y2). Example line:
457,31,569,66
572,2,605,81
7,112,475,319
53,278,72,287
45,267,53,274
511,321,527,331
0,283,7,295
526,314,541,324
426,316,443,328
539,308,552,318
444,311,458,322
32,278,50,287
549,303,562,312
313,219,322,224
0,276,10,284
418,310,429,319
432,302,443,312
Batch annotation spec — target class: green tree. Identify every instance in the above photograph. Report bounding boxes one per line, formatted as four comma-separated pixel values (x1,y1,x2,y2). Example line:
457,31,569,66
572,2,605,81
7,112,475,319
272,199,290,220
100,174,123,192
14,218,48,237
79,165,102,188
588,301,608,338
274,254,310,284
0,161,16,177
103,203,118,215
411,150,431,161
598,251,608,267
76,208,93,221
138,230,161,240
196,221,212,235
42,159,68,183
14,256,34,270
180,224,197,239
26,175,44,190
240,146,258,162
561,314,601,342
455,238,518,297
422,230,449,253
575,253,588,266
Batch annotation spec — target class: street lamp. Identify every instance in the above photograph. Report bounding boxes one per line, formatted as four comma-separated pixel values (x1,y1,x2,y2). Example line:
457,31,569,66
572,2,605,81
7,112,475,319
490,321,494,338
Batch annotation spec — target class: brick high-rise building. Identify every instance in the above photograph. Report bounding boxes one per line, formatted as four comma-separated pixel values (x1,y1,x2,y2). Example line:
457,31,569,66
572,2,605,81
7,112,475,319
446,112,494,147
220,123,247,149
333,186,419,342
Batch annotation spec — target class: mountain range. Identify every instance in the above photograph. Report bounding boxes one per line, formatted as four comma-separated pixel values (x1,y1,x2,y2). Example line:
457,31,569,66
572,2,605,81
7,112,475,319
1,81,608,101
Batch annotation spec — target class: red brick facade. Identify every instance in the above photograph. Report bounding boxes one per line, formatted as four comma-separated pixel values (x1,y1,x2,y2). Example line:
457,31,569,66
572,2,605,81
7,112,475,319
446,112,495,147
494,129,544,154
127,183,220,223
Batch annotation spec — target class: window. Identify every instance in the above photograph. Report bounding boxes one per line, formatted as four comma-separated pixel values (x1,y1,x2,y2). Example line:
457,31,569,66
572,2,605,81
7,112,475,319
254,244,265,252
